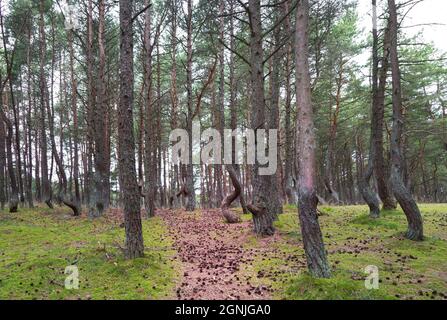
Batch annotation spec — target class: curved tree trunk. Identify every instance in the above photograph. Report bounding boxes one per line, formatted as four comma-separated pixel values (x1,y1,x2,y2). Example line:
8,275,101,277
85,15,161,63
228,0,248,214
388,0,423,241
357,137,380,218
221,165,242,223
46,38,80,217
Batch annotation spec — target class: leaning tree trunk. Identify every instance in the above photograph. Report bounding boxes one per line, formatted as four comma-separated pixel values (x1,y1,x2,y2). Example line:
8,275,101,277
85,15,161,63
118,0,145,258
295,0,331,278
46,62,80,217
388,0,423,241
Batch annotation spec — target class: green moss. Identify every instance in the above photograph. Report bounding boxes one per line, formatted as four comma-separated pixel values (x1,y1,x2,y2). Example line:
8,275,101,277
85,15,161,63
284,272,394,300
2,203,446,300
244,204,447,300
0,205,178,300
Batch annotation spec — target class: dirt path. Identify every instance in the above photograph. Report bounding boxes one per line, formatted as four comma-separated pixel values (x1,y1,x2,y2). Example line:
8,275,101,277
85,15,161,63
159,209,274,300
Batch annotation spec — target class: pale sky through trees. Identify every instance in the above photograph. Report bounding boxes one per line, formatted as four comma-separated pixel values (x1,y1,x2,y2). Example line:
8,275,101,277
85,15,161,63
358,0,447,52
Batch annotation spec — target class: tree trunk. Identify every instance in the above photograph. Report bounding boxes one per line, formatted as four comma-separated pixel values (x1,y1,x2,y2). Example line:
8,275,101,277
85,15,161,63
388,0,423,241
374,17,396,210
44,19,79,216
143,0,156,218
168,0,180,209
221,165,242,223
89,0,109,218
184,0,196,212
357,136,380,218
68,23,81,209
119,0,145,258
359,0,381,218
25,27,34,208
268,9,284,214
0,109,5,210
245,0,276,236
85,0,95,209
282,0,297,206
39,0,52,209
324,60,344,204
295,0,331,278
0,110,18,212
228,0,248,213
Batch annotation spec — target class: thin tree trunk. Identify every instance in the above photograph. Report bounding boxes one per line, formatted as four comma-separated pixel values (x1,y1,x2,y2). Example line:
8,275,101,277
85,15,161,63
324,60,344,204
88,0,108,217
143,0,156,218
184,0,196,212
26,27,34,208
85,0,95,208
269,9,285,214
169,0,179,209
374,18,396,210
282,0,297,206
228,0,248,213
0,107,5,210
0,108,18,212
359,0,381,218
68,22,81,208
39,0,52,209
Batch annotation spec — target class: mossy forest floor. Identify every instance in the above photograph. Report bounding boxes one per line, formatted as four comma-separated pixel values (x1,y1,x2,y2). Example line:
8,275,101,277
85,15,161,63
0,203,446,300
